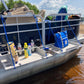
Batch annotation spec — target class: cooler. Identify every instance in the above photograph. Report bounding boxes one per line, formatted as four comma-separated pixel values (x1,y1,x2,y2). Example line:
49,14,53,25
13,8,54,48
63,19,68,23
54,31,68,48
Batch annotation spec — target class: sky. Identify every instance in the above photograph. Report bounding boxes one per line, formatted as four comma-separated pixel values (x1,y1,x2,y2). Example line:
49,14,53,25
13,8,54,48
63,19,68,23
27,0,84,17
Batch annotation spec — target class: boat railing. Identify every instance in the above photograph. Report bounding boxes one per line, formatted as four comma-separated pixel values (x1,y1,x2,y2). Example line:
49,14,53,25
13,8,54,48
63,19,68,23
0,13,81,55
0,14,81,27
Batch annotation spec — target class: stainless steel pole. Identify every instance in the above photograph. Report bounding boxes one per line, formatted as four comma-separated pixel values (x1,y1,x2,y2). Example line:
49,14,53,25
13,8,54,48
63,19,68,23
1,0,9,11
1,0,11,15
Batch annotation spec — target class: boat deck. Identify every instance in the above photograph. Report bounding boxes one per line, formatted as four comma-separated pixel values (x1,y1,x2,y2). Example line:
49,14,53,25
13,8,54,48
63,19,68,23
0,42,79,70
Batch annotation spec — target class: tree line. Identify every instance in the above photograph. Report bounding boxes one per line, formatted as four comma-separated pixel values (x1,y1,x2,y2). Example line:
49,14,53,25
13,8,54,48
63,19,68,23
0,0,39,14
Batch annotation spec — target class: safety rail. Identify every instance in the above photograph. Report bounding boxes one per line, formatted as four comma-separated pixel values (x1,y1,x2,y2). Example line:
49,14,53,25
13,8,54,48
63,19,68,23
0,13,81,54
0,23,80,36
0,19,81,27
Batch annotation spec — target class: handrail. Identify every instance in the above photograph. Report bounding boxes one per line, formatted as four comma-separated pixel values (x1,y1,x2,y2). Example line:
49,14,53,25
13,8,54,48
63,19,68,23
0,19,80,27
2,14,43,19
44,13,81,20
0,13,81,54
0,24,80,35
0,23,80,36
46,13,81,16
0,18,81,27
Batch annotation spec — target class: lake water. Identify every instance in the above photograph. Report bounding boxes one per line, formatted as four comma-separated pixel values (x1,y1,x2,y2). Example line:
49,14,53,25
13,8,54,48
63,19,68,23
11,45,84,84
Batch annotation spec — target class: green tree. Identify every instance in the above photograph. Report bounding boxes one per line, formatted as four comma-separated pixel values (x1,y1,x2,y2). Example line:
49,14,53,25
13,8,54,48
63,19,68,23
25,2,39,14
14,0,39,14
0,2,6,13
0,0,39,14
31,5,39,14
7,0,14,9
14,0,24,8
46,16,53,20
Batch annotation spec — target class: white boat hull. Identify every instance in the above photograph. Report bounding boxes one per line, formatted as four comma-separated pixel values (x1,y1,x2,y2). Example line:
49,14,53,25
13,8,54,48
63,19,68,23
0,47,81,84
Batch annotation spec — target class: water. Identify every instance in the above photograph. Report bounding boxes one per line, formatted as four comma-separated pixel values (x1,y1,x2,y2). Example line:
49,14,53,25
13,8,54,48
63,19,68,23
11,45,84,84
